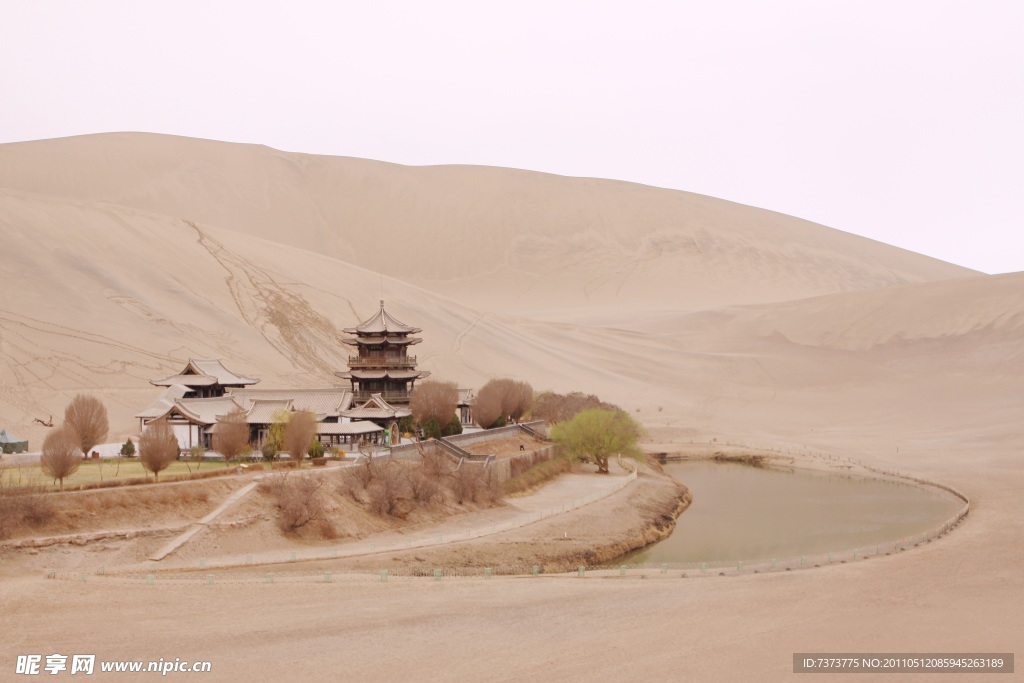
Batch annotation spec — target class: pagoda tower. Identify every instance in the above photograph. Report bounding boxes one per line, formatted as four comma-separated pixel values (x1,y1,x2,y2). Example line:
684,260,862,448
335,301,430,403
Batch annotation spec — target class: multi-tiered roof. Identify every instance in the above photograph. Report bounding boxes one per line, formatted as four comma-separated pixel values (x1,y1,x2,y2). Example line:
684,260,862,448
335,301,429,404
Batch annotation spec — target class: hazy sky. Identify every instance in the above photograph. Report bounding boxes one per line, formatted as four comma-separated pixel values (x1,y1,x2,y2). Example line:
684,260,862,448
2,1,1021,273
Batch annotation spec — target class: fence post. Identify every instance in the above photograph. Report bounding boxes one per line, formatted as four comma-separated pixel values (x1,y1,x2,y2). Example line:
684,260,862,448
578,566,585,578
484,567,492,578
380,570,388,582
324,572,332,584
433,569,442,581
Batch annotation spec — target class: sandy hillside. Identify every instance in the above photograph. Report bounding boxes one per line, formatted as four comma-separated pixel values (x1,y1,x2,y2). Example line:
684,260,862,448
0,134,1022,681
0,133,975,316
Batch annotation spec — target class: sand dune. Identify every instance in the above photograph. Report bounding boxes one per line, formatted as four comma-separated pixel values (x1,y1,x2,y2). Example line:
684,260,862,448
0,134,975,316
1,134,1022,681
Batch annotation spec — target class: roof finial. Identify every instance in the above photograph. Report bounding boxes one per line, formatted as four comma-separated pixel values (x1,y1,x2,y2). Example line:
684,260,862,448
380,299,385,308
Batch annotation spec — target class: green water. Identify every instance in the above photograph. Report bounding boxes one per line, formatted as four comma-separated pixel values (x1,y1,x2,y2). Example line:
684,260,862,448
620,460,962,564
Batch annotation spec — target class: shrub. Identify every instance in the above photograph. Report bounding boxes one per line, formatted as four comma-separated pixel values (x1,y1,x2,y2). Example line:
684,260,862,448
261,441,278,462
262,476,327,532
0,486,53,539
452,465,483,504
421,418,442,440
307,439,325,459
366,461,411,517
441,415,463,437
119,439,136,458
311,457,326,468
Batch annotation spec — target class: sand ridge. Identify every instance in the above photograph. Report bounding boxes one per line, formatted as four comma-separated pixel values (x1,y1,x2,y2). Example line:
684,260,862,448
0,134,1021,681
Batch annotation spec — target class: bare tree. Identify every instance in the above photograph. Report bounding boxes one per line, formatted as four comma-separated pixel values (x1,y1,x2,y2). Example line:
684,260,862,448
139,418,179,482
532,391,623,425
283,410,317,465
474,381,505,429
64,394,109,457
506,380,534,423
262,476,328,531
40,425,81,491
474,378,532,427
410,380,459,436
213,409,250,467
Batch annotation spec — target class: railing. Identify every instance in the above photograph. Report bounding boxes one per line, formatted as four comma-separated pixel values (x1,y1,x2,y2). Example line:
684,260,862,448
352,390,410,402
347,356,417,368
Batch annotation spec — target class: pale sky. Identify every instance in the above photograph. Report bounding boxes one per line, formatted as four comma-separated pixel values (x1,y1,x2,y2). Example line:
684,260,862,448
2,1,1021,273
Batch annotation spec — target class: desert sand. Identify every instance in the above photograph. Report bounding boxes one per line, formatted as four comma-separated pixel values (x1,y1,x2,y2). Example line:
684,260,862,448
0,134,1021,681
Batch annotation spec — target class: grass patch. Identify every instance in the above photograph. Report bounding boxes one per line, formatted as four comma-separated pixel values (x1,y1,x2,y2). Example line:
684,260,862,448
1,459,254,492
504,456,574,496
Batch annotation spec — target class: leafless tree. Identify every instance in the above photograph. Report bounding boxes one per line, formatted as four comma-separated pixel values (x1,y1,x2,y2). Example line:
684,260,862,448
139,418,179,482
410,380,459,430
531,391,623,425
40,425,81,491
263,476,327,531
283,410,317,465
213,409,250,466
474,378,532,427
367,459,411,517
506,380,534,423
64,394,109,456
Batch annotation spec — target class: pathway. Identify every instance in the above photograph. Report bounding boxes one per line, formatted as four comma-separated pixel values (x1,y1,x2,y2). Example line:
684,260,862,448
122,466,638,573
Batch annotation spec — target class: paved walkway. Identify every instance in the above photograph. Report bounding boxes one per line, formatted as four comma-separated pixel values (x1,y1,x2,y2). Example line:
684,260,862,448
148,482,260,561
124,467,638,573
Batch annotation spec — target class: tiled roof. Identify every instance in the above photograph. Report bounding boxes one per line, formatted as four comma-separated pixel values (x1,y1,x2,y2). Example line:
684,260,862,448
336,369,426,380
458,388,475,406
135,384,191,419
147,396,244,425
151,358,260,387
340,394,412,420
228,389,353,417
341,335,421,346
316,422,383,435
244,399,293,424
343,301,421,335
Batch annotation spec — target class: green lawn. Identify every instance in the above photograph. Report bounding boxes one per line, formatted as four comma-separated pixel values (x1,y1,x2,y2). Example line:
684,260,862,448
0,459,231,490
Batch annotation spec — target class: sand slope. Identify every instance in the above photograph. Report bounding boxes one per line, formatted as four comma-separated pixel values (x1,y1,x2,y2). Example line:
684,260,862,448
1,135,1022,682
0,133,975,315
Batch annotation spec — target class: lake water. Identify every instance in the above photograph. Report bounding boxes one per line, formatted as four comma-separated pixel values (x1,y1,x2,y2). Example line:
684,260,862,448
620,460,962,564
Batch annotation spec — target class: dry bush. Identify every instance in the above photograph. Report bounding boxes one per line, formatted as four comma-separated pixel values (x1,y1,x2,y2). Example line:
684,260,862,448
139,418,179,482
410,380,459,429
214,408,250,466
263,475,328,532
409,470,443,507
337,467,366,501
420,447,450,479
531,391,623,425
0,485,54,539
452,464,484,504
63,394,109,456
41,425,81,491
283,410,317,463
479,468,504,504
367,460,412,517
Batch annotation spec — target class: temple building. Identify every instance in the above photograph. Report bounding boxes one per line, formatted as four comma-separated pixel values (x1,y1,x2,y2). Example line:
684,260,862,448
149,358,260,399
135,303,475,453
335,301,430,404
